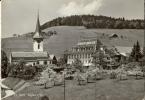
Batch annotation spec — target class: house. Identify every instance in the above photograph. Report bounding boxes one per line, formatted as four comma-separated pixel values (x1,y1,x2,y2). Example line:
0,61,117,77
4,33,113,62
10,13,55,66
111,46,132,63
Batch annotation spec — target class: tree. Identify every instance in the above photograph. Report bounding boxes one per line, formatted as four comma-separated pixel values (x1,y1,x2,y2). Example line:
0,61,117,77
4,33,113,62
57,57,66,67
40,96,49,100
52,56,57,65
72,58,83,72
57,51,68,67
1,50,8,78
129,41,143,62
129,44,136,62
135,41,143,61
96,39,103,50
16,59,26,77
92,49,107,69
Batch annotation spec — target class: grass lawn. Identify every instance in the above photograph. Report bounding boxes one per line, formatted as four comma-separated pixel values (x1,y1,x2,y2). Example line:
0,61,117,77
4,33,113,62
2,77,24,90
1,89,6,98
3,79,145,100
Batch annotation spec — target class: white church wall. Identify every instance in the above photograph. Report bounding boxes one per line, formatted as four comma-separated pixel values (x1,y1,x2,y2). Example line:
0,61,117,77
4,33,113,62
33,41,43,52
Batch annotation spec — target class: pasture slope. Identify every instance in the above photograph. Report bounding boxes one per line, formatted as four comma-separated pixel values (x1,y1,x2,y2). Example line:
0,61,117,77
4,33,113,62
2,26,144,57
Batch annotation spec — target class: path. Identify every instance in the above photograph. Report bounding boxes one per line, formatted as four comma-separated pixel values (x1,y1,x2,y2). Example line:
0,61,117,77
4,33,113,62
1,78,15,99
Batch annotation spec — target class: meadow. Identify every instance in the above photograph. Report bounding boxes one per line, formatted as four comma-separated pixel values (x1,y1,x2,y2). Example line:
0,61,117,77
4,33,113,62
3,79,145,100
2,26,144,57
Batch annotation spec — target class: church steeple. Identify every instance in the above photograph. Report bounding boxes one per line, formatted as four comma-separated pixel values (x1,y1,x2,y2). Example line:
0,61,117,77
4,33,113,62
33,11,44,52
33,11,43,39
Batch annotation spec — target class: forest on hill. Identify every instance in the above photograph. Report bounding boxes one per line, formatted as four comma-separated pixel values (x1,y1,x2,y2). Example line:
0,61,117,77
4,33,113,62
41,15,144,29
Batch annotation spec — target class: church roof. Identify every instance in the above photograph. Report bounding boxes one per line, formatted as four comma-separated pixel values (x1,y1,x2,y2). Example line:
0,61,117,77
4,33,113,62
33,12,43,39
11,52,48,58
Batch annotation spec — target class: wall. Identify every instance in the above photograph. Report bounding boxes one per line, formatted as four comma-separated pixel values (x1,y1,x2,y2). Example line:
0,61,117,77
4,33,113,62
33,40,43,52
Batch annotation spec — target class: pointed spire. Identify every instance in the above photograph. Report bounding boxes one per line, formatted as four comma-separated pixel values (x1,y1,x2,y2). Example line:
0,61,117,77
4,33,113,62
33,10,43,39
35,10,41,33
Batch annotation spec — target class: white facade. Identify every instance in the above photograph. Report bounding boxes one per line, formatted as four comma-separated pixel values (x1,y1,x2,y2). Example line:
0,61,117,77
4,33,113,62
67,55,93,66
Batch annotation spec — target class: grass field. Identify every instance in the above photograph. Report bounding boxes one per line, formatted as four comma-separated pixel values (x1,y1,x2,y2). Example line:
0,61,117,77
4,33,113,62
3,79,145,100
2,26,144,57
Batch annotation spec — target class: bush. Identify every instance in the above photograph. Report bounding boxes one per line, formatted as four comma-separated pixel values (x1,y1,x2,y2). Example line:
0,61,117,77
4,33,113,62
95,71,103,80
8,63,37,80
39,95,49,100
110,72,117,79
117,72,128,80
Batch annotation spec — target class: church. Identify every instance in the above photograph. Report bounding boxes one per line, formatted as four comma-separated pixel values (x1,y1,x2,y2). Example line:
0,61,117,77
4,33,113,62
9,13,57,65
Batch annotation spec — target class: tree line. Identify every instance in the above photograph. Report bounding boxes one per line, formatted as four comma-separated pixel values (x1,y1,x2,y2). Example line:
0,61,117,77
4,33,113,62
41,15,144,29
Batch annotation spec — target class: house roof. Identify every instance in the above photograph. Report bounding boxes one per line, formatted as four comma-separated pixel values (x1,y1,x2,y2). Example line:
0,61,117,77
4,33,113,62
11,52,48,58
49,54,55,59
115,46,132,54
109,33,119,38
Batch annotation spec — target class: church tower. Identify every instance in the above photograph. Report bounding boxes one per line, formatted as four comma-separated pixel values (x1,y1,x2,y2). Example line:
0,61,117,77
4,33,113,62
33,13,44,52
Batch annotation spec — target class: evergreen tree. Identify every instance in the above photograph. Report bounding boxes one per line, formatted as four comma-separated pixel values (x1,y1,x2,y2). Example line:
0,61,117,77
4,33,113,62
135,41,143,61
129,41,143,62
96,39,103,50
1,50,8,78
129,44,136,62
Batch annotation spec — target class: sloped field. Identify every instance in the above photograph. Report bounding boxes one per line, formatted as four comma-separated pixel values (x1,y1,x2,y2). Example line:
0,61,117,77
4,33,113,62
2,26,144,57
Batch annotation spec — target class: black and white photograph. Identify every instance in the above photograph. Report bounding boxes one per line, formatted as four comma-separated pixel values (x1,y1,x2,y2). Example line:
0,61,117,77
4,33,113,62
1,0,145,100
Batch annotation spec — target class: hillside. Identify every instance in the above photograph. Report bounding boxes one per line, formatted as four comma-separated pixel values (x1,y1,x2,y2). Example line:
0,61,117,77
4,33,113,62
41,15,144,29
10,15,144,38
2,26,144,58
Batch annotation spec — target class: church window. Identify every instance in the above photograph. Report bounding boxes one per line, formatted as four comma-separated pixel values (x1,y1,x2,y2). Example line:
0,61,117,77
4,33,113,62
38,43,40,49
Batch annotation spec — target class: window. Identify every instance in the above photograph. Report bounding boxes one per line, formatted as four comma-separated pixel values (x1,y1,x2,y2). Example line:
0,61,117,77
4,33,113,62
36,61,39,64
107,57,110,60
38,43,40,49
44,61,47,65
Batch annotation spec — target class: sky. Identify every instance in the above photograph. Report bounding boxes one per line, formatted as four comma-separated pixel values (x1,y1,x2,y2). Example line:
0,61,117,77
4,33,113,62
1,0,144,38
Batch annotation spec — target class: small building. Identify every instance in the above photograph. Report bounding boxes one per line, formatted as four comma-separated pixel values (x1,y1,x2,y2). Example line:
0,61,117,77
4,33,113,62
49,54,57,65
107,46,132,64
10,13,55,66
109,33,119,39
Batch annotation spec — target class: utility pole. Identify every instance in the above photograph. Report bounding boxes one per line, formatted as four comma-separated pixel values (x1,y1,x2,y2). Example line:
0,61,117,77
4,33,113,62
143,1,145,91
94,56,97,100
64,69,66,100
94,39,97,100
